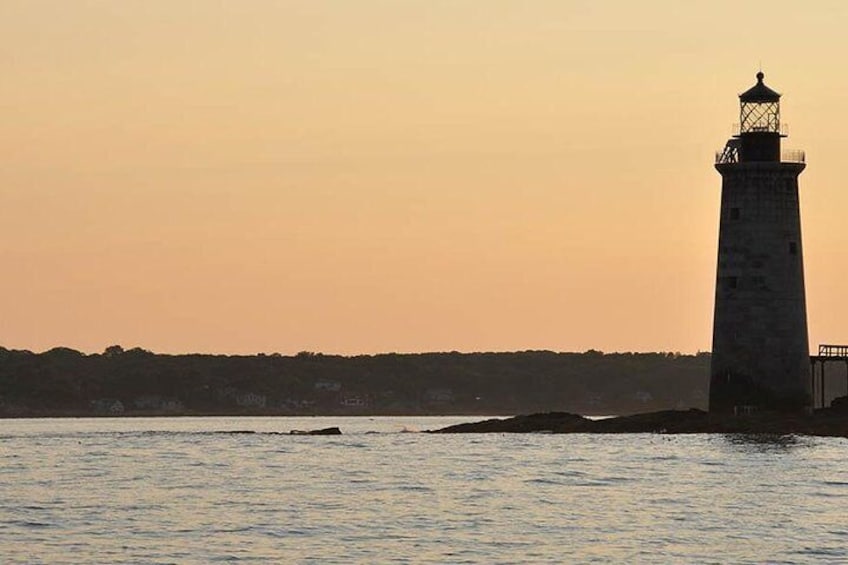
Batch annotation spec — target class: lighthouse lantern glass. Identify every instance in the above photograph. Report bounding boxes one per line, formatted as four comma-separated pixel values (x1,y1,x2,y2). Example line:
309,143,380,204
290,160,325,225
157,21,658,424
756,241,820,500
740,100,780,134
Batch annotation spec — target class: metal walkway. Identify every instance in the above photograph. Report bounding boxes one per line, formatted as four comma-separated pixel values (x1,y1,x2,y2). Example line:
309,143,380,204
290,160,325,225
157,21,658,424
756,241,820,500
810,344,848,408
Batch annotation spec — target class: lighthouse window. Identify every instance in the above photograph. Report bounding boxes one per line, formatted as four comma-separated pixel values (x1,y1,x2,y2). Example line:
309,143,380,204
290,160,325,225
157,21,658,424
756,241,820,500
730,207,740,220
789,242,798,255
725,276,738,289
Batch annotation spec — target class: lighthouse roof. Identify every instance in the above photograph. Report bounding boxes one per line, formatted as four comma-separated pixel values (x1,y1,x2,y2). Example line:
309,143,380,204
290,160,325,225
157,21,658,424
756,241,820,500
739,72,781,102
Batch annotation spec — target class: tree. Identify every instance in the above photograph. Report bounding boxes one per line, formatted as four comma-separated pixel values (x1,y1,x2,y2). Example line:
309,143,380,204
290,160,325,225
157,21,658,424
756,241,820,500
103,345,125,358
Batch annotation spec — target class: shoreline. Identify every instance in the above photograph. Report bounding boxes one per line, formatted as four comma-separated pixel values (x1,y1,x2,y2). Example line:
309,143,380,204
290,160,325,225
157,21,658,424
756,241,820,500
0,409,533,420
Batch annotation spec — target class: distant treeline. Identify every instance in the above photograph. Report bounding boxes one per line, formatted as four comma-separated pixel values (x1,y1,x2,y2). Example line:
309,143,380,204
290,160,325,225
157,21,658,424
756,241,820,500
0,346,710,417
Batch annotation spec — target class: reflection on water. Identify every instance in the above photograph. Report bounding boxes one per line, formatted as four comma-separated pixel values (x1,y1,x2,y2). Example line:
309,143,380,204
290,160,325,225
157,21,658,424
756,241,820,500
1,417,847,563
723,433,811,451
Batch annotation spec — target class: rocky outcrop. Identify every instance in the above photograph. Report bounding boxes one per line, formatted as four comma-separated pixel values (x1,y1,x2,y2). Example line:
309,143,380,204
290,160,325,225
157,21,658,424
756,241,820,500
431,409,848,437
434,412,590,434
290,427,342,435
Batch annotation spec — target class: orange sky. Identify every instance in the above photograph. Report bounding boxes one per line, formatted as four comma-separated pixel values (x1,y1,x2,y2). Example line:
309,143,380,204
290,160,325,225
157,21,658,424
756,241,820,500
2,1,848,355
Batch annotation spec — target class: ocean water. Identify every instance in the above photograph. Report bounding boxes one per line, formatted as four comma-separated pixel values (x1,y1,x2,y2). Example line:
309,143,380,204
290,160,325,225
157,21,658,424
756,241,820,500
2,417,847,564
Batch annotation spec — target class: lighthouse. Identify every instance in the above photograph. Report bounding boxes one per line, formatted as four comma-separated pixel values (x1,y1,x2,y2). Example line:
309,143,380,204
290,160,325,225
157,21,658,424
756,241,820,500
709,72,811,413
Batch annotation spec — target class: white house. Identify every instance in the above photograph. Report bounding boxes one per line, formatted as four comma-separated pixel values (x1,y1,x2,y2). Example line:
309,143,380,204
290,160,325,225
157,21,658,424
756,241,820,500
314,380,342,392
235,392,267,408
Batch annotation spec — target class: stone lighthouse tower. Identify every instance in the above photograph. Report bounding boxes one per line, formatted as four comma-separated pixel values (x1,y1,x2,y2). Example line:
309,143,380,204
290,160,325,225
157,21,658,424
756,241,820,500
709,72,811,413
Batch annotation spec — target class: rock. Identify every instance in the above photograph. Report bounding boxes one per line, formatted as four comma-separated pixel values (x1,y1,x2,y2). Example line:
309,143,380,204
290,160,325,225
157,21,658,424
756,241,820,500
830,395,848,411
290,427,342,435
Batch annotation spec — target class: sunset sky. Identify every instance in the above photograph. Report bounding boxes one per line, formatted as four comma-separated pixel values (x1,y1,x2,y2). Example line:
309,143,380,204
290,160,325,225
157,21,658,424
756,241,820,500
3,1,848,355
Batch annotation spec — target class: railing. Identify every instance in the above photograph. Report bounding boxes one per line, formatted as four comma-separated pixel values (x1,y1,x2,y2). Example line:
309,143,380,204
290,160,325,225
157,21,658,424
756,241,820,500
781,149,805,163
818,344,848,357
713,147,805,164
731,123,789,136
716,148,738,164
716,138,740,164
715,149,736,164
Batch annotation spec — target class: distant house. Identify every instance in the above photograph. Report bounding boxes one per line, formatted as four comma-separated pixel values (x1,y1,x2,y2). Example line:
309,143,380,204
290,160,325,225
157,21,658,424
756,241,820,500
160,398,184,411
424,388,455,404
280,398,315,410
340,395,368,408
235,392,267,408
585,394,603,407
133,395,163,410
216,387,238,401
133,395,184,412
315,380,341,392
91,399,125,415
634,391,654,403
